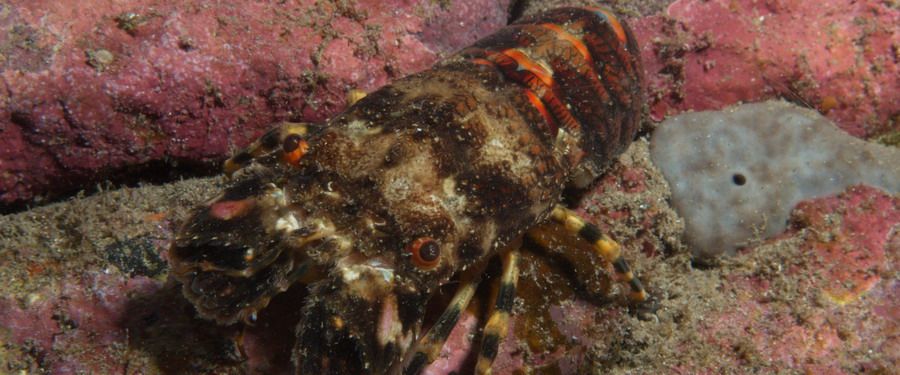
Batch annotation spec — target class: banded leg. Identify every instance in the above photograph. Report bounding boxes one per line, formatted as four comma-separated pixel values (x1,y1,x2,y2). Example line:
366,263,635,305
475,249,520,375
223,122,312,176
524,223,613,301
549,205,648,303
403,265,484,375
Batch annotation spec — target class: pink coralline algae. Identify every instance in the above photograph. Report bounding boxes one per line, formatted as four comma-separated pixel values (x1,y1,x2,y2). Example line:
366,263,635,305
631,0,898,137
0,0,510,207
4,0,897,208
698,185,899,372
788,185,898,306
0,272,163,374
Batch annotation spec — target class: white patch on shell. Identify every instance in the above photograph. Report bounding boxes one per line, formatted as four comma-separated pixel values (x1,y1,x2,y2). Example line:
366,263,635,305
338,256,396,301
345,119,382,144
264,183,288,205
384,176,412,201
440,177,467,213
484,136,530,175
275,213,300,233
441,177,473,242
380,151,442,218
477,112,534,183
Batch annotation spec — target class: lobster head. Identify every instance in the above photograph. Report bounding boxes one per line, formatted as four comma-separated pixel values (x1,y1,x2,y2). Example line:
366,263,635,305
170,138,482,373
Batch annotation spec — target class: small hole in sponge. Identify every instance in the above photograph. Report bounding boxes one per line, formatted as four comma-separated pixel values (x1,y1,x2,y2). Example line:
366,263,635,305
732,173,747,186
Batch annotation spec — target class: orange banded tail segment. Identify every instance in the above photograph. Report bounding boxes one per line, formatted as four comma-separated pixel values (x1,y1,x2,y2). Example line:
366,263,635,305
495,49,553,87
520,7,639,108
513,6,644,170
459,5,642,171
538,23,592,65
516,22,623,156
484,49,581,134
465,47,580,139
523,89,559,138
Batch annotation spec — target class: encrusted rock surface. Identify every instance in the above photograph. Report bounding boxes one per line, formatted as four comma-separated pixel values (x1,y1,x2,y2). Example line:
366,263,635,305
635,0,898,138
0,0,510,207
0,1,897,373
4,0,898,208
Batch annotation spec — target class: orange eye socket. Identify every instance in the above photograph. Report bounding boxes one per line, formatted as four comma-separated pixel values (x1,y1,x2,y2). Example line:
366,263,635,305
407,237,441,269
281,134,309,166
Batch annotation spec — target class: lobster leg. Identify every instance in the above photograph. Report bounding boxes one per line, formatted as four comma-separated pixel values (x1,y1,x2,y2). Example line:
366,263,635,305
475,249,520,375
223,122,312,176
548,205,648,303
404,248,521,375
523,223,613,301
404,264,485,375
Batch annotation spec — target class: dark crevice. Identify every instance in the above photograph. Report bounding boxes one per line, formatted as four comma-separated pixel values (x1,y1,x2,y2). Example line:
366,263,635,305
1,158,220,215
690,256,721,270
507,0,529,24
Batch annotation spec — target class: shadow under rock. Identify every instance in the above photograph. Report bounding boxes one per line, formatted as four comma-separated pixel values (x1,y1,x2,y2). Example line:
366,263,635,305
121,281,306,374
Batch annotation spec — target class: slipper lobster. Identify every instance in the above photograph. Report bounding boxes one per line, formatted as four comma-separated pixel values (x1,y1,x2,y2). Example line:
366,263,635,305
169,6,648,374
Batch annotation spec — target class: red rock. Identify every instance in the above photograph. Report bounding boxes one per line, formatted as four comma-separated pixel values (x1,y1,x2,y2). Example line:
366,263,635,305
422,310,480,375
694,185,899,372
788,185,897,305
6,0,895,209
632,0,898,137
0,273,162,373
0,0,510,207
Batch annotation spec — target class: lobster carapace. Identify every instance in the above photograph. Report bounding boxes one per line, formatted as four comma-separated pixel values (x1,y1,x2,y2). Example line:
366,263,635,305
170,6,648,374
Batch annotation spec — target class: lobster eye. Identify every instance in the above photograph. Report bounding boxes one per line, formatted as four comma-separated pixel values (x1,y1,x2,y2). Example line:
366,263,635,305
283,134,303,152
407,237,441,269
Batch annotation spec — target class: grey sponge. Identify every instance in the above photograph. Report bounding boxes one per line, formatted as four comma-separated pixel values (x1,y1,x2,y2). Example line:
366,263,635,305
650,100,899,259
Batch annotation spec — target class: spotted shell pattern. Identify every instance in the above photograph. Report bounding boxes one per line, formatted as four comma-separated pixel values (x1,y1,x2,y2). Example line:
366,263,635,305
169,6,643,374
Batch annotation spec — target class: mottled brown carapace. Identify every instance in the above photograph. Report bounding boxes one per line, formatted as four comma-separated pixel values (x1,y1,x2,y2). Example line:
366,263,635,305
170,7,645,375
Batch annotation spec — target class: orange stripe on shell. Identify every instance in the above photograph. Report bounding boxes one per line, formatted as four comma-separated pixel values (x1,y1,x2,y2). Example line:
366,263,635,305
585,7,627,43
523,89,559,137
485,49,581,132
538,23,593,65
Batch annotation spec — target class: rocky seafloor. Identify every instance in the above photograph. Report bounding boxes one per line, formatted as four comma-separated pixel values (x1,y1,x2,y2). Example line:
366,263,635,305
1,0,897,374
